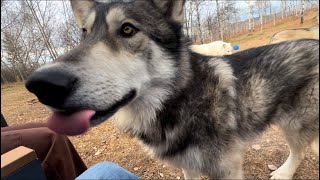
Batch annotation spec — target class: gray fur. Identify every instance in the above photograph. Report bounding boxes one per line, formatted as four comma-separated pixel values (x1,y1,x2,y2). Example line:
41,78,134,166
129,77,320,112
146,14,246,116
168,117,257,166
26,0,319,179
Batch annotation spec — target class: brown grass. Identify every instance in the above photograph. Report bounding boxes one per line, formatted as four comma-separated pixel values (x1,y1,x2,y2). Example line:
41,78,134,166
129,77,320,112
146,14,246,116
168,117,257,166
1,10,319,180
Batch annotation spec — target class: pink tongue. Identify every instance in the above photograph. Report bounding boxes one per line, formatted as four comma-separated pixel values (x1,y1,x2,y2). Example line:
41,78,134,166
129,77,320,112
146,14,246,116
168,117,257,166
47,110,96,136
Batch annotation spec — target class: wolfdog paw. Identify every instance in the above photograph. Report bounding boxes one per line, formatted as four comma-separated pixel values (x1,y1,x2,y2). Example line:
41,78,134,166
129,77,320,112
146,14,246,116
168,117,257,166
270,168,294,180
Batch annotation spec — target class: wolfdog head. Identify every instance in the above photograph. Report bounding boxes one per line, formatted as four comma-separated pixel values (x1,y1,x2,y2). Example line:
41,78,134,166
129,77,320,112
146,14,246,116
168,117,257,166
26,0,190,136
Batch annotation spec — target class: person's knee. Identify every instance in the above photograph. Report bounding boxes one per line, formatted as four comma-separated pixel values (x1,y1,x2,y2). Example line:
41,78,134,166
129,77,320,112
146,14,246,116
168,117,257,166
76,161,139,180
92,162,118,169
91,162,130,173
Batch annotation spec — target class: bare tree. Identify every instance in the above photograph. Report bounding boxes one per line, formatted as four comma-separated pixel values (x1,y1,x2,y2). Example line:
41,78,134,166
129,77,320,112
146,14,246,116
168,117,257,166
246,0,255,32
59,0,81,51
216,0,224,41
256,0,264,31
281,0,285,19
184,0,198,42
220,1,238,39
195,0,203,44
2,30,27,81
1,0,61,83
285,1,289,18
264,0,268,24
295,0,299,16
2,2,24,30
184,3,190,37
188,1,195,40
204,2,215,42
273,8,276,26
290,0,294,16
300,0,305,24
24,0,58,60
267,0,276,26
184,0,197,39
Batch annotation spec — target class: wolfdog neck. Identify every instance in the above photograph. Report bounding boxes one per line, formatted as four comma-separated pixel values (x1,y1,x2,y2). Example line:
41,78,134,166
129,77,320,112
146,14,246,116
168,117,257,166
134,49,243,157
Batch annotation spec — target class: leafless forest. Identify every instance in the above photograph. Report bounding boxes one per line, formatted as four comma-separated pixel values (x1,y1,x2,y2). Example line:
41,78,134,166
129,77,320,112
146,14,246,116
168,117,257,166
1,0,319,84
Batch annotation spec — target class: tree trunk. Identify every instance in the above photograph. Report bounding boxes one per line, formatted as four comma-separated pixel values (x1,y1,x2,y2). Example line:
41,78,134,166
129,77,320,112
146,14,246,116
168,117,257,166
252,14,255,31
284,1,287,18
216,0,224,41
264,0,267,24
189,1,193,40
248,0,255,32
281,0,284,19
259,5,263,31
184,5,189,37
269,0,272,17
17,67,25,81
1,73,9,84
290,0,293,16
248,1,252,32
273,11,276,26
195,0,203,44
300,0,304,24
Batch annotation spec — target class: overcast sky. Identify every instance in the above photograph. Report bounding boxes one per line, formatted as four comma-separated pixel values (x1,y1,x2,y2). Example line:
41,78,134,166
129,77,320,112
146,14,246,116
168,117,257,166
51,0,284,22
30,0,315,25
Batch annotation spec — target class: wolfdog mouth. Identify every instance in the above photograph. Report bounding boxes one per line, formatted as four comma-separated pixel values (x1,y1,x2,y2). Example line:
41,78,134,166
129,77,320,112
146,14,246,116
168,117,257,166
90,90,136,124
47,90,136,136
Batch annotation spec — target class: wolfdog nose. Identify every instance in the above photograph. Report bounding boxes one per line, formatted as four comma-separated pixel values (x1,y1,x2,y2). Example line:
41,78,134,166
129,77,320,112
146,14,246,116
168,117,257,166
25,70,77,108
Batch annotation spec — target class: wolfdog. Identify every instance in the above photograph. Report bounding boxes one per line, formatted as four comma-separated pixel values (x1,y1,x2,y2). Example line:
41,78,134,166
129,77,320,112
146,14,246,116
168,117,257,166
270,27,319,44
25,0,319,179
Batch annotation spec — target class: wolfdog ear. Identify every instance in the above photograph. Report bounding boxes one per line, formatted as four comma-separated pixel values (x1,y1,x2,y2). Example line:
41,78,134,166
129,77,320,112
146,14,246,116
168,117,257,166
151,0,186,24
70,0,95,27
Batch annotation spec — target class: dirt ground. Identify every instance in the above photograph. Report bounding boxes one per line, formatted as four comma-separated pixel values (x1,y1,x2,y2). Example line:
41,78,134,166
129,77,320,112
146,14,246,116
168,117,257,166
1,10,319,180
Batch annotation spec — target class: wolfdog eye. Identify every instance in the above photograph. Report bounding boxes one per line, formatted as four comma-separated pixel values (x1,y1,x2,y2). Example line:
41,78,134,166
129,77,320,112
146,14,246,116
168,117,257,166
120,23,139,37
